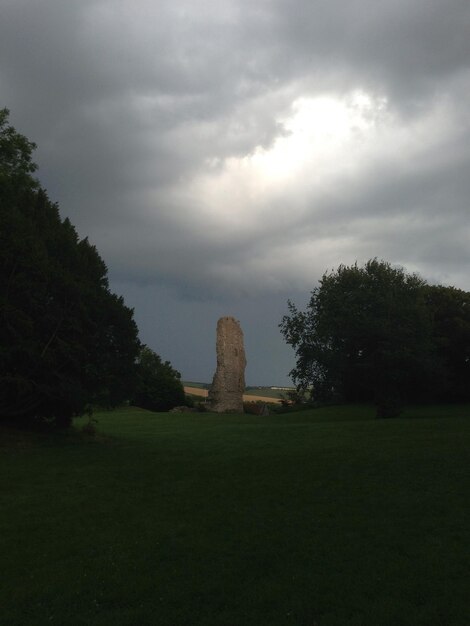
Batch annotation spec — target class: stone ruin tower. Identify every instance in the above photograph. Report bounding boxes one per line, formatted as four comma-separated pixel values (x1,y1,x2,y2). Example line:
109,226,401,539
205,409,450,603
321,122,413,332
208,316,246,413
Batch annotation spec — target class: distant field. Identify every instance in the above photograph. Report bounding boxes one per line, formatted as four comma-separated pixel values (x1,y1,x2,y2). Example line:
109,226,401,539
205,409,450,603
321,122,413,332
245,387,293,399
182,381,209,390
1,404,469,625
184,385,283,404
184,385,209,398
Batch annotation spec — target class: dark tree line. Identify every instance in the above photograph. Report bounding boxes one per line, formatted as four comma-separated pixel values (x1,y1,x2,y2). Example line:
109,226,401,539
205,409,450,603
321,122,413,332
280,259,470,417
1,109,184,426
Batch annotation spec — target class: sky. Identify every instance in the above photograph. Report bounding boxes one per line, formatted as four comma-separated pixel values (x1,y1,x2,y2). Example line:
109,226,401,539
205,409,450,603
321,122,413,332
1,0,470,385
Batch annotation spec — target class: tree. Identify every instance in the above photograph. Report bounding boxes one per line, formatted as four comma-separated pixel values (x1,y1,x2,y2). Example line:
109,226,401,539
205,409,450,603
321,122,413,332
133,346,186,412
0,108,141,426
425,285,470,402
280,259,434,418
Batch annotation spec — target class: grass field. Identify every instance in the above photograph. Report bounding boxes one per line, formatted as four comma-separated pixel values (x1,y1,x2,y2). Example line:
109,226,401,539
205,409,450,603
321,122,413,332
1,405,469,625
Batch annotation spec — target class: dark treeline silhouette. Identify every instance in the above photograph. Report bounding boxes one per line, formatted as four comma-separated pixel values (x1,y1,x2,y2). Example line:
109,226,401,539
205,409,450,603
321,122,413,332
0,109,183,427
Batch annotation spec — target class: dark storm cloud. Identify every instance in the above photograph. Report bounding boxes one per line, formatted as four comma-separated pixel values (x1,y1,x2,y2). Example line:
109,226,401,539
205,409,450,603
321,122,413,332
2,0,469,382
267,0,470,100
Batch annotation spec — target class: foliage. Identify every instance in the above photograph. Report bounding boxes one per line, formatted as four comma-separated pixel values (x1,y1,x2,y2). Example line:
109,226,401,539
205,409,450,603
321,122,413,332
280,259,435,417
133,346,186,412
279,388,308,407
425,284,470,402
0,108,140,426
184,394,195,408
243,401,270,415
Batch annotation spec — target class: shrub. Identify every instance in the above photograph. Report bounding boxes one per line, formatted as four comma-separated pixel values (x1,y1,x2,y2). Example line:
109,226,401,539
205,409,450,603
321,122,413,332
243,401,270,416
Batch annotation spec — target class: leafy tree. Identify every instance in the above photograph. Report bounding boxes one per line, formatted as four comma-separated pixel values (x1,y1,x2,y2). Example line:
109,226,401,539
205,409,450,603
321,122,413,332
133,346,186,412
425,285,470,402
280,259,434,418
0,108,140,426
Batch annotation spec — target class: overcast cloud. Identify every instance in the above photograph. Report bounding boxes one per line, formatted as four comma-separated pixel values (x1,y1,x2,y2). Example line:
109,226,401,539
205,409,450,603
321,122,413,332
1,0,469,384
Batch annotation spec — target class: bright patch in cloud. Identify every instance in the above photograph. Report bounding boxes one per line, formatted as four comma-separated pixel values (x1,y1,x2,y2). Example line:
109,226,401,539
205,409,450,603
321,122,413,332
185,90,389,228
251,91,387,182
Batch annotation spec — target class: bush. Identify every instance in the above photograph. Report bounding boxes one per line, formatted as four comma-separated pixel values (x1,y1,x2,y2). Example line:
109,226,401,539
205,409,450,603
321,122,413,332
243,401,270,416
133,346,186,412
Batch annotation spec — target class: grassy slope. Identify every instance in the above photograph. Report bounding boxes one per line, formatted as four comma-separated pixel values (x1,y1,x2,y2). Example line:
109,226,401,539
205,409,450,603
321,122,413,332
1,405,469,626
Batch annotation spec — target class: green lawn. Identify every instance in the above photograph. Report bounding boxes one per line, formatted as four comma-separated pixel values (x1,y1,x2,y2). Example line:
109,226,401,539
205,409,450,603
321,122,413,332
1,405,469,625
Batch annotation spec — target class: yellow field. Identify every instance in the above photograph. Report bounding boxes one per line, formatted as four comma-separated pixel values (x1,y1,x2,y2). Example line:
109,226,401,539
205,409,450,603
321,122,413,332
184,386,282,404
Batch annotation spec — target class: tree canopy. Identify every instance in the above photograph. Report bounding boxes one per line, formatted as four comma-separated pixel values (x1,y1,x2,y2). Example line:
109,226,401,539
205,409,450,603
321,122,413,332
280,259,469,417
133,346,186,412
0,108,141,426
424,284,470,402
